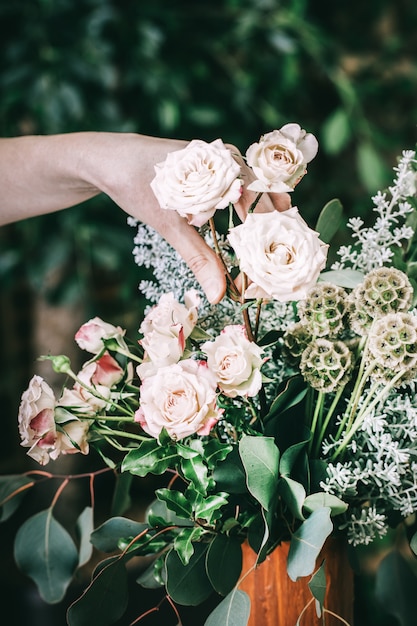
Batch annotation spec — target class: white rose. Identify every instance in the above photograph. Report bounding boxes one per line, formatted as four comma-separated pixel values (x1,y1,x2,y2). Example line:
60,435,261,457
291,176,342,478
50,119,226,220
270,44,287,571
50,420,90,460
227,208,328,302
202,325,264,398
75,316,126,354
150,138,243,227
138,291,200,372
246,124,318,193
135,359,221,440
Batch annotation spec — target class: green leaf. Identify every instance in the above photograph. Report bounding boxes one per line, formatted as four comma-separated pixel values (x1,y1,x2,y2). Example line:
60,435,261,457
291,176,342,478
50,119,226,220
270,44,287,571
357,142,388,192
278,476,306,521
110,471,132,517
146,498,194,528
165,542,213,605
90,517,149,552
321,108,351,155
174,526,205,565
156,488,193,519
67,558,129,626
410,531,417,556
308,561,327,613
203,439,233,469
303,492,348,516
265,376,308,422
239,435,279,511
206,534,243,596
180,455,209,495
287,507,333,581
194,493,230,523
76,507,94,568
14,509,78,603
315,198,343,244
375,550,417,626
319,269,364,289
212,446,247,494
0,474,34,521
204,589,250,626
279,431,310,477
121,439,178,476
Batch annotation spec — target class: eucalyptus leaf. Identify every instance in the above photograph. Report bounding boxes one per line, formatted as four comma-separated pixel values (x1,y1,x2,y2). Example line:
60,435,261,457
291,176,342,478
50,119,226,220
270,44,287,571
315,198,343,244
239,435,279,511
165,542,213,605
206,534,243,596
357,142,388,192
287,507,333,581
308,561,327,613
375,550,417,626
321,108,351,155
0,474,34,522
279,431,310,477
90,517,149,552
265,376,307,421
278,476,306,521
319,268,364,289
14,509,78,603
204,589,250,626
303,492,348,516
212,446,247,494
111,471,132,517
76,507,94,568
67,558,129,626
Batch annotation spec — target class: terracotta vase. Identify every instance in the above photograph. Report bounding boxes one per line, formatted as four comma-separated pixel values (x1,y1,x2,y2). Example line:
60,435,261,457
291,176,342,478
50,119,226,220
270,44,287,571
239,537,354,626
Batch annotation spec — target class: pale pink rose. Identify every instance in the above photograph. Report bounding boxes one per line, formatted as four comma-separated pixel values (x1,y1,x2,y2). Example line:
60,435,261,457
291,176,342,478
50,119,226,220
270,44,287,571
138,291,200,374
87,353,124,388
58,380,110,414
246,124,318,193
50,420,90,460
135,359,222,440
150,139,243,227
18,375,58,465
202,325,264,398
75,316,126,354
227,208,328,302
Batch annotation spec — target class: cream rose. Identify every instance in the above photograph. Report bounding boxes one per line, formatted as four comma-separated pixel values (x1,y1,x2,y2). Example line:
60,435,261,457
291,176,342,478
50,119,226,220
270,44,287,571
52,420,90,459
135,359,221,440
150,138,243,227
246,124,318,193
75,316,126,354
138,291,200,374
227,208,328,302
202,325,264,398
18,375,58,464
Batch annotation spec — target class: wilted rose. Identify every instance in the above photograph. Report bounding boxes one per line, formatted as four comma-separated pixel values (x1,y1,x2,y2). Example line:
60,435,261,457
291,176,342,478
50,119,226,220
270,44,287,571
18,375,57,465
202,325,264,397
246,124,318,193
227,208,328,302
135,359,221,440
150,138,243,226
75,316,126,354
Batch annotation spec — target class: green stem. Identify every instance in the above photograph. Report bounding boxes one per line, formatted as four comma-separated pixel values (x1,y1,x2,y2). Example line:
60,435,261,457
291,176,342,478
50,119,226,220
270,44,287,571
93,427,149,442
314,384,346,458
248,192,263,213
309,391,324,454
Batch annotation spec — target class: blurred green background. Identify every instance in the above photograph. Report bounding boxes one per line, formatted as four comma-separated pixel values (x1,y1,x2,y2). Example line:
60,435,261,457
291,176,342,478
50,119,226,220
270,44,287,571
1,0,417,624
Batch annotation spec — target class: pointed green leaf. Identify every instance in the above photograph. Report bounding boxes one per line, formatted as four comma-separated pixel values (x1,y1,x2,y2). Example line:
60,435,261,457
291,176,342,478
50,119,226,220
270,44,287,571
212,446,247,494
14,509,78,603
91,517,149,552
204,589,250,626
146,498,194,528
265,376,307,421
121,439,178,476
67,558,128,626
156,488,193,519
203,439,233,469
180,455,209,495
76,507,94,567
174,526,205,565
357,142,388,192
0,475,34,521
239,435,279,511
315,198,343,244
206,534,243,596
111,471,132,517
321,108,351,155
279,432,310,477
194,493,229,523
287,508,333,581
165,542,213,605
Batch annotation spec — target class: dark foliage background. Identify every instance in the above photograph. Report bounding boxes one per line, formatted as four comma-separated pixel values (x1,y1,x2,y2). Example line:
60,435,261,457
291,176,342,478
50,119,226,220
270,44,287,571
1,1,417,624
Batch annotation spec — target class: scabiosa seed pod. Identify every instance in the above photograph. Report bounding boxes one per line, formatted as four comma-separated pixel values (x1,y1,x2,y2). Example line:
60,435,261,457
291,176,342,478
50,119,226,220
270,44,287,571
366,312,417,385
300,338,353,393
282,321,312,366
297,282,349,337
348,267,413,334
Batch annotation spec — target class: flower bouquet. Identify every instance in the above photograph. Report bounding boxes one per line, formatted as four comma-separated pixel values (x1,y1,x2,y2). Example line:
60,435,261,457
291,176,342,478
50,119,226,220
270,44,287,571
2,125,417,626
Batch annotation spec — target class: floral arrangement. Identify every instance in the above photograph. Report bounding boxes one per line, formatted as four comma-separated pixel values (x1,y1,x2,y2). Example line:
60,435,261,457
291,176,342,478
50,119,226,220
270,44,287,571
2,124,417,626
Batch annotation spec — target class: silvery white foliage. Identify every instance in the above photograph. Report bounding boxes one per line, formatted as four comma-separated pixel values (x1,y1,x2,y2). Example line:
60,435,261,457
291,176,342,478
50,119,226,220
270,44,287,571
332,149,416,273
323,386,417,545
